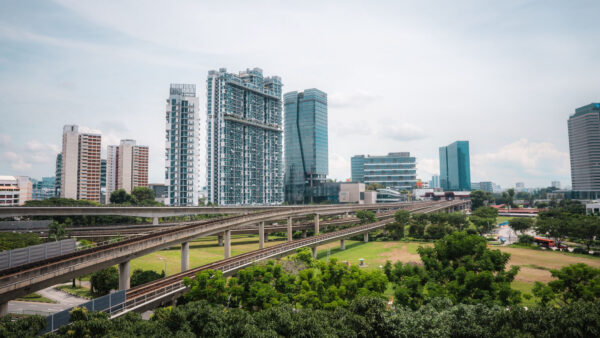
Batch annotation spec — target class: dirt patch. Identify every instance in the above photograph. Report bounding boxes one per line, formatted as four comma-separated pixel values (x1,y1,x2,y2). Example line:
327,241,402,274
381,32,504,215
383,242,397,249
381,245,422,264
511,266,553,283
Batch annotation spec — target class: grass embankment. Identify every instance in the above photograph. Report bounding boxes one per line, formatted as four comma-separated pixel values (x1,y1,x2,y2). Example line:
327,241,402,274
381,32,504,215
56,285,93,299
15,293,56,303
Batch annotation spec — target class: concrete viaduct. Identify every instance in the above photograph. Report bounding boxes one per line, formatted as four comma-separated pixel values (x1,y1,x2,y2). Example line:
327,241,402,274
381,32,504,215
0,200,470,315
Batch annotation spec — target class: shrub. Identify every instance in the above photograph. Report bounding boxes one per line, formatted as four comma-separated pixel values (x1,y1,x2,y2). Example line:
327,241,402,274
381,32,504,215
518,234,534,245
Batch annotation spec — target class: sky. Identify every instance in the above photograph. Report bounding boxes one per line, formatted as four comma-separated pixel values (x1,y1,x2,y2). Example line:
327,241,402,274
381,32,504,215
1,0,599,189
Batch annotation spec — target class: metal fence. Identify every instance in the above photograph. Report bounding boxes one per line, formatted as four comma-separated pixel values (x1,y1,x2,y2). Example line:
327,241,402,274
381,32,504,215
0,238,76,270
40,290,126,334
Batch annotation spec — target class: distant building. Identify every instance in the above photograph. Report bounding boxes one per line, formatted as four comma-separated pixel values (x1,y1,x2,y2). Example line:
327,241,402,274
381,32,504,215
166,84,200,206
284,88,328,204
351,152,417,190
439,141,471,191
568,103,600,199
149,183,167,204
206,68,283,205
100,159,107,204
429,175,440,189
60,125,101,202
551,181,561,189
55,153,62,196
471,182,481,191
106,139,149,202
32,177,56,200
471,181,493,193
0,175,32,205
515,182,525,193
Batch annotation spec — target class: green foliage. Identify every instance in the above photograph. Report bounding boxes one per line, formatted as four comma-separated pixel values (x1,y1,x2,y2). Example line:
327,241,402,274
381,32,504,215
131,186,155,204
355,210,377,224
131,269,165,288
48,221,67,241
509,217,534,235
0,314,47,337
547,263,600,304
571,215,600,251
469,190,494,210
470,206,498,235
90,266,119,296
517,234,534,245
110,189,137,204
24,197,100,207
502,188,516,208
0,232,41,251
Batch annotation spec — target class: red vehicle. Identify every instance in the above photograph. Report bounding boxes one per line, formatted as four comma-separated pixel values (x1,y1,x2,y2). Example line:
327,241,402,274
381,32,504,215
534,237,567,249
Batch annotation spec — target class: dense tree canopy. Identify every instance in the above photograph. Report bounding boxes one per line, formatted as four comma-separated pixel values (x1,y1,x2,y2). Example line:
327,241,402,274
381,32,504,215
469,190,494,210
0,232,41,251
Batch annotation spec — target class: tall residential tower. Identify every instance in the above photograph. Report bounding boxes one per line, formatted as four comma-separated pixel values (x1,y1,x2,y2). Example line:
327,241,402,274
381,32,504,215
60,125,102,202
165,84,200,206
284,89,328,204
206,68,283,205
568,103,600,198
106,139,149,201
439,141,471,191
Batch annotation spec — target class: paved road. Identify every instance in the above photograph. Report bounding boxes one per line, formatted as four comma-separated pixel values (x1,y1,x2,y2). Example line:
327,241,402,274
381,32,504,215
8,283,88,315
495,226,518,245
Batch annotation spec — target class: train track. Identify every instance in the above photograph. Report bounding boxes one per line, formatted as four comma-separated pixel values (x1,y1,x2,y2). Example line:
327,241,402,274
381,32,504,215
122,201,448,304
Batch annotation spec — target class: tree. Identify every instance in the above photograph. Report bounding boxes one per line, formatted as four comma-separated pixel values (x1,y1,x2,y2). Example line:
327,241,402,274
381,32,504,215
509,218,534,236
469,190,494,210
502,188,516,208
110,189,137,204
131,187,155,203
535,216,569,249
366,183,383,191
470,206,498,235
541,263,600,304
90,267,119,296
131,269,165,288
385,210,410,239
0,232,41,251
446,212,468,231
48,221,67,241
355,210,376,224
572,216,600,252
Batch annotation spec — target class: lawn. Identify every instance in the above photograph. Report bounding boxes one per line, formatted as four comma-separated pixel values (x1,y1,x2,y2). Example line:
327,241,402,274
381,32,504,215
129,234,287,276
56,285,93,299
15,293,56,303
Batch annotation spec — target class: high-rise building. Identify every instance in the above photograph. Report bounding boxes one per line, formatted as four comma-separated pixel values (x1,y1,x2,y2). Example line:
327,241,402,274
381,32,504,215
284,88,328,204
568,103,600,199
106,140,149,202
429,175,440,189
206,68,283,205
32,176,56,200
439,141,471,191
551,180,561,189
100,159,107,204
60,125,101,202
55,153,62,196
165,84,200,206
351,152,417,190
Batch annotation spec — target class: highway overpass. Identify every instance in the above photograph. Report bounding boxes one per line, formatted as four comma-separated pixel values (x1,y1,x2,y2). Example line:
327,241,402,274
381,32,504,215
0,200,470,315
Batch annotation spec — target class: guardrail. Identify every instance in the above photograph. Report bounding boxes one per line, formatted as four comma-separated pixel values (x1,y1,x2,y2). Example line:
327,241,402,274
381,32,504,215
0,239,75,270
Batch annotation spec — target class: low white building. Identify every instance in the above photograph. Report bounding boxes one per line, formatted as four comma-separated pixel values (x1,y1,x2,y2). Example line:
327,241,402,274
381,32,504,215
0,175,32,205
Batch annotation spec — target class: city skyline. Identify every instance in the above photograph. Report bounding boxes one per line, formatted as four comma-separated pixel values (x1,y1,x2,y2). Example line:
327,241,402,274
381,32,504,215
1,1,598,188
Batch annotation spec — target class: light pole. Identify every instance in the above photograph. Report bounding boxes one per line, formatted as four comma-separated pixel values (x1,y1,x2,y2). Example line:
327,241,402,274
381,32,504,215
158,257,167,275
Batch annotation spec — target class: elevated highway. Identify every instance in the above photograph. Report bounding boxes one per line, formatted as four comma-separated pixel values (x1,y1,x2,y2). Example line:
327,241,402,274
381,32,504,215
0,200,470,315
115,200,465,316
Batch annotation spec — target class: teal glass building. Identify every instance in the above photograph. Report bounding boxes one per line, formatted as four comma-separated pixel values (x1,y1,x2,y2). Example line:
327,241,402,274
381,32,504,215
284,89,328,204
439,141,471,191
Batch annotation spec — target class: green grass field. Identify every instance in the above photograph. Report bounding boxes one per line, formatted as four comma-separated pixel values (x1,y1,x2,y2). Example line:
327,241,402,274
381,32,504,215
15,293,56,303
56,285,93,299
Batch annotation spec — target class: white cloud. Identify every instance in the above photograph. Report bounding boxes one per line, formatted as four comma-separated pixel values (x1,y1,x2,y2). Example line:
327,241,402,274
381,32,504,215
3,151,32,171
329,90,380,108
329,153,351,181
417,157,439,181
382,124,426,142
0,134,10,147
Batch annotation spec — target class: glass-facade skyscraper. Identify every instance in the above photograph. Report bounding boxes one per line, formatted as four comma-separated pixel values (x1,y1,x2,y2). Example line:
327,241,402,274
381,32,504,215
351,152,417,190
439,141,471,191
165,84,200,206
568,103,600,199
206,68,283,205
284,89,328,204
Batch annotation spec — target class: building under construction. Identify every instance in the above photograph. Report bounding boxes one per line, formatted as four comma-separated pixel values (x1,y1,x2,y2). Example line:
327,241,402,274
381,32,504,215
206,68,283,205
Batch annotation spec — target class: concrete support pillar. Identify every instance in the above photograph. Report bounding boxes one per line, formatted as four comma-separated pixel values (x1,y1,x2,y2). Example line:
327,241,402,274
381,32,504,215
153,216,159,225
302,229,307,238
314,214,320,235
224,230,231,259
364,233,369,243
311,246,318,259
259,222,265,249
218,234,223,246
181,241,189,272
287,216,293,242
119,260,130,290
0,302,7,317
340,239,346,250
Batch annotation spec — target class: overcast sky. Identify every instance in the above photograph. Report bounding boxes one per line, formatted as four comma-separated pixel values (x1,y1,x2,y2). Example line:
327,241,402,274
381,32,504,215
1,0,599,189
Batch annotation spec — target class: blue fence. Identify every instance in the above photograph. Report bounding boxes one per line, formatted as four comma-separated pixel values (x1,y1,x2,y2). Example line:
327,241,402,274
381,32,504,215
40,290,126,334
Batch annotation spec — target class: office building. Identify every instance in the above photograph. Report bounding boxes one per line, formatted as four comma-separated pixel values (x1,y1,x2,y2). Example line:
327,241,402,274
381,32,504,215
568,103,600,199
206,68,283,205
439,141,471,191
471,182,480,191
429,175,440,189
284,88,328,204
351,152,417,190
60,125,101,202
55,153,62,196
32,176,57,200
106,140,149,202
471,181,494,193
515,182,525,193
165,84,200,206
551,180,561,189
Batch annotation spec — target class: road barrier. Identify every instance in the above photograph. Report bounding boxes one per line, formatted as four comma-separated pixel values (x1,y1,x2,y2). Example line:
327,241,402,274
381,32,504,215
0,239,75,270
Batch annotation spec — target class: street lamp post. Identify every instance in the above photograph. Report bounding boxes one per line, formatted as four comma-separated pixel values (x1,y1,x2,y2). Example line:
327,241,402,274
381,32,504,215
158,257,167,275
